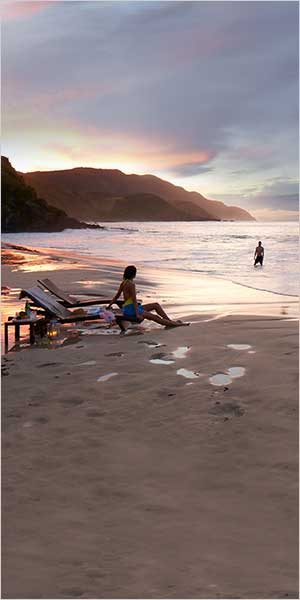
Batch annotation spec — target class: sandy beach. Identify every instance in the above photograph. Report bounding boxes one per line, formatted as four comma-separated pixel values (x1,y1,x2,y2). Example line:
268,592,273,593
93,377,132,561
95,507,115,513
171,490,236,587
1,244,299,599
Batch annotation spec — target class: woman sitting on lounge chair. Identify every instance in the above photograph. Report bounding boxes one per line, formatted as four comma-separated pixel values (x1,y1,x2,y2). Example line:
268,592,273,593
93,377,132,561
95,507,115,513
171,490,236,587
108,265,189,328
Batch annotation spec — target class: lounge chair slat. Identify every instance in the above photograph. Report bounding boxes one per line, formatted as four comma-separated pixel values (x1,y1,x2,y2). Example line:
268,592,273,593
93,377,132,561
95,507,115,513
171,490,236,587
38,279,75,304
38,278,113,307
21,287,71,318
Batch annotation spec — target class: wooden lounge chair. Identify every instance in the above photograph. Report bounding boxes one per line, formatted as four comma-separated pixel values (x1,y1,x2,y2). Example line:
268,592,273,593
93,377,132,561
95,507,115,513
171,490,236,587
20,286,138,331
37,277,123,308
36,278,141,332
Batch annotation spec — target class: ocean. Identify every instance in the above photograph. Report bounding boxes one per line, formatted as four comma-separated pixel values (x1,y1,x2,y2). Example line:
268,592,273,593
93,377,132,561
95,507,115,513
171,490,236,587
2,221,298,297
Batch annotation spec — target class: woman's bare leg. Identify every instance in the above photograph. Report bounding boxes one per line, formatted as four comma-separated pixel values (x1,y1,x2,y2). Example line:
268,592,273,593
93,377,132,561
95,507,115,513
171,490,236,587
142,302,172,320
142,310,186,327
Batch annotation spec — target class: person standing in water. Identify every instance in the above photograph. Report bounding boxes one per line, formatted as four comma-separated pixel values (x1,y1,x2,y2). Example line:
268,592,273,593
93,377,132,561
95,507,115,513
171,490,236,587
108,265,189,327
254,241,264,266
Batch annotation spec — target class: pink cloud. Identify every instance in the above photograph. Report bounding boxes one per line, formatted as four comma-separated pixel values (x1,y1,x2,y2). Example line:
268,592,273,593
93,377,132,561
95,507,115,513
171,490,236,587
1,1,52,21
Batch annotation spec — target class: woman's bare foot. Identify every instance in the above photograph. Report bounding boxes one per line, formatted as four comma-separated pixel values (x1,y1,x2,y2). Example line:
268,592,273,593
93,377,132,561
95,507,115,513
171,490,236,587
165,320,190,328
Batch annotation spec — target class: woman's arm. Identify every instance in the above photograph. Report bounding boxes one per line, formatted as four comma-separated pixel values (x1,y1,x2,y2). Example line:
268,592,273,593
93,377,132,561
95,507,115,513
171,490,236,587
107,282,124,308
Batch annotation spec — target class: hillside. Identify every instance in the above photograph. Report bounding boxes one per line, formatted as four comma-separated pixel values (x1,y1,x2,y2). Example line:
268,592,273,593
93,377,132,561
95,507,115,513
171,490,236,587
1,157,101,233
23,167,254,222
74,192,215,222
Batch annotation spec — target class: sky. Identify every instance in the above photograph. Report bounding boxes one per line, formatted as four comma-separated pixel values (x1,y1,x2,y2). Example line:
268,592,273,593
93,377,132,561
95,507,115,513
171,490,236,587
1,0,299,220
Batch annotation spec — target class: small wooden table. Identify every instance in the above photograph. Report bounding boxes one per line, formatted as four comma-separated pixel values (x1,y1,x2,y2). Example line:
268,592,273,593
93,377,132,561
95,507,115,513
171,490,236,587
4,317,45,350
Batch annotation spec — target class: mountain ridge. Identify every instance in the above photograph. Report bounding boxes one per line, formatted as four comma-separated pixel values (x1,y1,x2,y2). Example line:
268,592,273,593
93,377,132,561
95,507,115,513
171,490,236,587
22,166,255,222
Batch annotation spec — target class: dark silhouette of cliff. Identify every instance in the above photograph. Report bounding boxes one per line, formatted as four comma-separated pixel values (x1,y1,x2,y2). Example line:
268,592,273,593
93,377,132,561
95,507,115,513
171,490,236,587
1,157,101,232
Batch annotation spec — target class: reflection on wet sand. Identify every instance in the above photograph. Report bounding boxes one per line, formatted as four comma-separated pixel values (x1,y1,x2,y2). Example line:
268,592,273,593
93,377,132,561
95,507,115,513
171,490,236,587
209,373,232,386
97,372,118,382
2,245,81,273
228,366,246,378
172,346,190,358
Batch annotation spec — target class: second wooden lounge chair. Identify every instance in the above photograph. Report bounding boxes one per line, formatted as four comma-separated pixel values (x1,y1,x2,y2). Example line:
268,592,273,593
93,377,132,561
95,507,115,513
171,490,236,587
20,286,138,332
37,277,123,308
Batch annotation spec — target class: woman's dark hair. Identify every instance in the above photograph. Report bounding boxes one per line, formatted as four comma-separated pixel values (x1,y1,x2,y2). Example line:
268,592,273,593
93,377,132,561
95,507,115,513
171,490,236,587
123,265,137,280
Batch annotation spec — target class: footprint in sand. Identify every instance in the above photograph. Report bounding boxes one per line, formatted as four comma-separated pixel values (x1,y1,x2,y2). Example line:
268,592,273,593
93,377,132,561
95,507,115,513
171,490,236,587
61,398,84,407
34,416,49,424
209,401,245,417
86,409,105,418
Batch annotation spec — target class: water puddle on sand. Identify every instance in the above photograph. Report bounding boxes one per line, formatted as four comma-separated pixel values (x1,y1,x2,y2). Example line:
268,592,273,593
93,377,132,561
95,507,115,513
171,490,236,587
177,368,200,379
77,360,97,366
150,359,175,365
209,366,246,386
209,373,232,386
227,367,246,378
227,344,252,351
172,346,190,359
97,372,118,382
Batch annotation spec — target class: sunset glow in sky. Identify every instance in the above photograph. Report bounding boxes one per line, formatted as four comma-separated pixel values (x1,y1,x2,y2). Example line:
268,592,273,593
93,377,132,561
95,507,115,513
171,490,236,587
2,0,299,220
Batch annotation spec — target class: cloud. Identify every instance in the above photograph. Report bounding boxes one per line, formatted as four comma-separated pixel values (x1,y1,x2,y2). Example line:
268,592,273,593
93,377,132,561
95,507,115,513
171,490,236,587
213,180,299,214
166,161,216,177
1,0,298,219
1,1,52,21
246,180,299,212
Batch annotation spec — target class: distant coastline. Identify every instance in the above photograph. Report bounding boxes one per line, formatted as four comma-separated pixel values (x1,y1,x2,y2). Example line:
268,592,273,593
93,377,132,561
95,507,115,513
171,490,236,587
22,163,255,223
2,155,255,232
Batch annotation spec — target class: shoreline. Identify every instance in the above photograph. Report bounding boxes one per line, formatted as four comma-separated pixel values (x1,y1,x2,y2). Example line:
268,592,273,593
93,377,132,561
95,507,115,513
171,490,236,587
2,240,297,353
2,242,298,323
2,220,298,301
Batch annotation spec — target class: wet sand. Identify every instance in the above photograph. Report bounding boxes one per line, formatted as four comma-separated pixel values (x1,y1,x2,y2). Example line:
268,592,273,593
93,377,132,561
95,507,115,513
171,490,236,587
1,243,299,599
